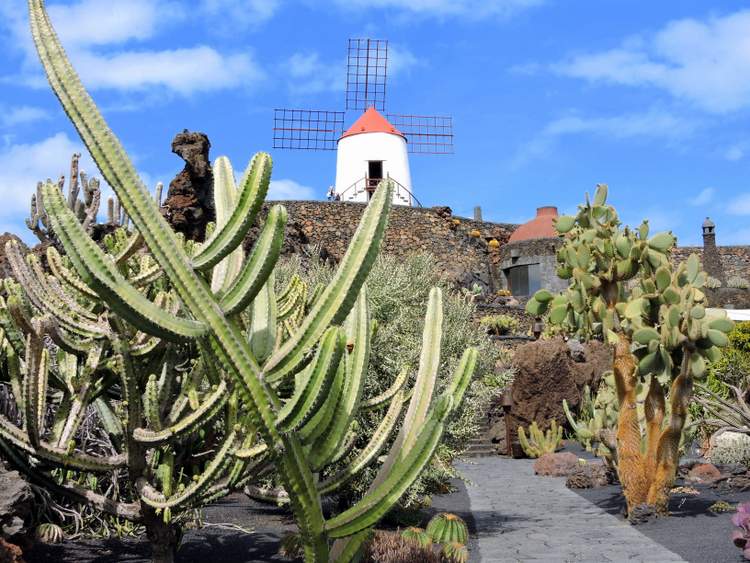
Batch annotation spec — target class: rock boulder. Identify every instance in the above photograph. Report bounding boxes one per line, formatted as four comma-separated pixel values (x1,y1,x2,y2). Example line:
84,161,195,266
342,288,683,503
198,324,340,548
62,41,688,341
509,337,611,437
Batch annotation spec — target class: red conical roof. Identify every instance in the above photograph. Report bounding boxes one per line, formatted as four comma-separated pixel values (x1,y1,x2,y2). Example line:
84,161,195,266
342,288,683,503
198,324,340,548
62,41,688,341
508,207,559,243
341,107,404,139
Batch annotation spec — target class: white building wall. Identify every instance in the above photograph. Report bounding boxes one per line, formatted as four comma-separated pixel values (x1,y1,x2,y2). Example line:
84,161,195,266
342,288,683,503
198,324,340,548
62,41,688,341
334,131,413,206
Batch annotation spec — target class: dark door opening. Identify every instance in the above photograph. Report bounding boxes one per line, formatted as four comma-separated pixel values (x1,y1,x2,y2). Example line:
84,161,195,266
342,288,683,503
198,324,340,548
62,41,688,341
366,161,383,200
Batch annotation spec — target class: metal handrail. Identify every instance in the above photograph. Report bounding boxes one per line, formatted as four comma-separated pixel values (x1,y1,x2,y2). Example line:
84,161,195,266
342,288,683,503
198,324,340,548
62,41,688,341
335,175,422,207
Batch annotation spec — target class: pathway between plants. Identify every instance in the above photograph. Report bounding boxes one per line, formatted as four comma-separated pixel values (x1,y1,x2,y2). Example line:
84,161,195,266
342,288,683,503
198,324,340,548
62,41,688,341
456,457,686,562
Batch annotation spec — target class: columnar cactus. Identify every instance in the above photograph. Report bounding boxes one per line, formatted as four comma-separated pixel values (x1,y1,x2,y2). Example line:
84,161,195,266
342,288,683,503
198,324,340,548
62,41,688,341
526,185,733,516
517,420,562,458
3,3,478,562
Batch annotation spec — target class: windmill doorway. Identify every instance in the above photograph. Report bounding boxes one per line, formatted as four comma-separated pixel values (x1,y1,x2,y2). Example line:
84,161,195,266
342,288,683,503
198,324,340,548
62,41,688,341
366,160,383,200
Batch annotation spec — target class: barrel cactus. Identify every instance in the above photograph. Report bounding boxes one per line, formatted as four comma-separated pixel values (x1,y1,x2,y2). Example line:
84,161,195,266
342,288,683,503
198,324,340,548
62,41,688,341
425,513,468,545
400,526,433,548
2,3,479,562
441,541,469,563
525,184,734,516
35,523,65,544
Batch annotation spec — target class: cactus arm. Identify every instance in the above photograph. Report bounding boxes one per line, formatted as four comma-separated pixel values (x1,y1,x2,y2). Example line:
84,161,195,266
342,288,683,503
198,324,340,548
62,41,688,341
445,348,478,407
133,379,229,444
324,416,444,538
276,327,344,433
139,431,237,509
3,342,25,416
143,374,162,432
192,153,271,272
233,443,268,460
46,246,99,300
330,529,373,563
42,183,207,342
307,291,370,468
219,204,287,316
114,232,143,266
300,354,346,447
248,276,277,364
23,332,48,448
358,364,408,410
93,397,124,438
0,297,25,357
317,391,404,495
26,252,97,322
0,438,142,522
209,156,245,293
368,288,442,490
0,415,126,470
263,180,393,383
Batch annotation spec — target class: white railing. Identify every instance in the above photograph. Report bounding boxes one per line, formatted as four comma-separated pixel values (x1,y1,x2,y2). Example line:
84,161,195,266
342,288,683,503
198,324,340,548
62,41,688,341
335,175,422,207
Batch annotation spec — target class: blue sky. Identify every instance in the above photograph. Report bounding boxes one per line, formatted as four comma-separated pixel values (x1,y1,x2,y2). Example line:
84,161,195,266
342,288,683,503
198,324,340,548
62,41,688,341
2,0,750,246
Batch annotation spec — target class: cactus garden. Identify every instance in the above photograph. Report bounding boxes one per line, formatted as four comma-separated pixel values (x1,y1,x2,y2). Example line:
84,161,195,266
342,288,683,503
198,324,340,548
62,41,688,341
5,1,750,562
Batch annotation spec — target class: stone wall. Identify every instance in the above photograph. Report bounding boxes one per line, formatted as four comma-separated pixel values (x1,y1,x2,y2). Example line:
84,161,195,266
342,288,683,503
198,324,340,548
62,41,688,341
497,237,567,294
672,246,750,282
258,200,516,290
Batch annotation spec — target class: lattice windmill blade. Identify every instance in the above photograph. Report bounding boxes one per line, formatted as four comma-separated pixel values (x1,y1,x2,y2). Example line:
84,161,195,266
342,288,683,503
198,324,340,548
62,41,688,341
273,108,345,151
346,38,388,112
386,113,454,155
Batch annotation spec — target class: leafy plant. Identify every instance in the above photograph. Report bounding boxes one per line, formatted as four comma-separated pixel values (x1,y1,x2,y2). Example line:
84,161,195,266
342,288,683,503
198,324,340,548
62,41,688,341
517,420,562,458
479,314,519,336
525,184,733,516
1,4,479,562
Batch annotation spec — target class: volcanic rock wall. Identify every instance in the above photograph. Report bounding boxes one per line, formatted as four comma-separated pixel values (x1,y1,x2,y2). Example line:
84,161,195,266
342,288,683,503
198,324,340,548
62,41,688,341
255,200,516,290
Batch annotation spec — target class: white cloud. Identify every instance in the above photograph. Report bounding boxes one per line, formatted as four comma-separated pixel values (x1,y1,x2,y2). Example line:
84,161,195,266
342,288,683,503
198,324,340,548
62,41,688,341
512,110,696,166
332,0,544,19
268,179,317,200
200,0,280,30
283,52,343,95
690,187,715,206
728,193,750,216
1,0,266,97
725,143,747,161
48,0,180,48
1,106,50,127
72,47,264,94
554,10,750,113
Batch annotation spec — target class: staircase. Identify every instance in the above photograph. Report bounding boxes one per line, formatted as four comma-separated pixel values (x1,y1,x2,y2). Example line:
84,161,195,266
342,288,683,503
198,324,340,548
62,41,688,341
463,417,497,458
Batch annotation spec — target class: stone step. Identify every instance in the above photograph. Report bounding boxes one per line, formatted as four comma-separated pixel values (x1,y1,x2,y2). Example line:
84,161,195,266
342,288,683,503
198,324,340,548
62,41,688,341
463,447,496,458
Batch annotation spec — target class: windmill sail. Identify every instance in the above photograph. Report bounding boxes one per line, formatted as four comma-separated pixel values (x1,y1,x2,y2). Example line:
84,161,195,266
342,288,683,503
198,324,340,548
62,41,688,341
386,114,454,154
273,109,344,151
346,38,388,112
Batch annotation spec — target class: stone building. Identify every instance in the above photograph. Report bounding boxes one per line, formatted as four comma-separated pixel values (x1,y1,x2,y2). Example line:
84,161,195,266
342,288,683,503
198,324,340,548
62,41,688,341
497,206,567,296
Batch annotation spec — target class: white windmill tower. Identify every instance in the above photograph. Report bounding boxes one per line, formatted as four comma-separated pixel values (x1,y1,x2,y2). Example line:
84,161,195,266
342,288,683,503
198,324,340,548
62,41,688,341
272,39,453,207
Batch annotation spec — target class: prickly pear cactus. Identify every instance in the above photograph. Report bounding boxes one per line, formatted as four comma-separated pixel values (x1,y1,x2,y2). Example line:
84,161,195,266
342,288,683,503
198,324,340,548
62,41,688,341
525,184,734,516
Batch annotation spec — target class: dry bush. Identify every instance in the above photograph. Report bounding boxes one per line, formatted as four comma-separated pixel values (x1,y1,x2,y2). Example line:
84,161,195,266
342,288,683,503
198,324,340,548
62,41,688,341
362,531,441,563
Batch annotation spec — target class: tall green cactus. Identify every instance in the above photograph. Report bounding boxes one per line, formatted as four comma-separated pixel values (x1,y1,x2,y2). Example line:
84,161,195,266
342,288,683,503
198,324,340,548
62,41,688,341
526,184,733,516
0,3,479,561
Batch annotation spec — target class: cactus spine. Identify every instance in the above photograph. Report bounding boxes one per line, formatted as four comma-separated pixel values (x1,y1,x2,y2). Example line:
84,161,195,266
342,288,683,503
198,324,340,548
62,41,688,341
526,184,733,517
4,3,479,561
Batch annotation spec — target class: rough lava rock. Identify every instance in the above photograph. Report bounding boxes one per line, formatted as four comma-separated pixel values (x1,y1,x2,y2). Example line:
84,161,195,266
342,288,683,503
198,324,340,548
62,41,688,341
533,452,579,477
161,130,215,241
0,466,32,540
509,337,611,438
686,463,724,484
566,462,614,489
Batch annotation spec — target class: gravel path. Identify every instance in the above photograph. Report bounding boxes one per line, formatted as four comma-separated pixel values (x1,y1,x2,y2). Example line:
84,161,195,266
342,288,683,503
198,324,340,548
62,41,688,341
456,457,686,563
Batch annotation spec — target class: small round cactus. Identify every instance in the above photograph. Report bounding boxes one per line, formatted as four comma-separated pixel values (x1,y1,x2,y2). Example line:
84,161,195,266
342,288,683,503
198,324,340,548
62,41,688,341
426,512,468,545
401,526,433,548
35,523,64,544
488,238,500,249
442,541,469,562
469,229,481,238
452,218,460,225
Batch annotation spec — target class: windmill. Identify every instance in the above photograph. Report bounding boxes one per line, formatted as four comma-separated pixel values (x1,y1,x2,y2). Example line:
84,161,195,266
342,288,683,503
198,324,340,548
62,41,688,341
273,38,453,207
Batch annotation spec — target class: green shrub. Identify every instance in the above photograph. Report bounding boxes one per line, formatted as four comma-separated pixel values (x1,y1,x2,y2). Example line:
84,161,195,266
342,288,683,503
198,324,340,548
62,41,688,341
479,314,519,336
707,321,750,395
278,251,502,507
